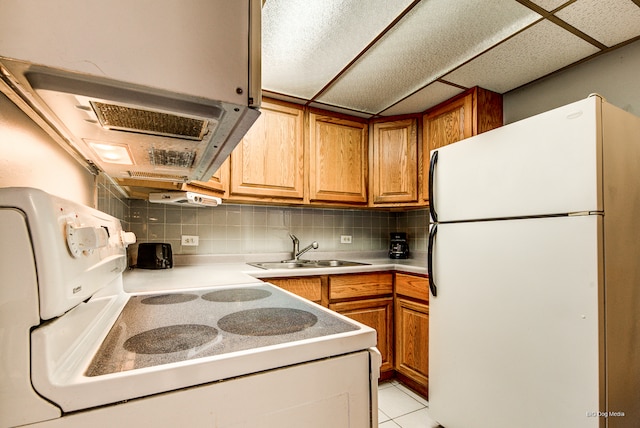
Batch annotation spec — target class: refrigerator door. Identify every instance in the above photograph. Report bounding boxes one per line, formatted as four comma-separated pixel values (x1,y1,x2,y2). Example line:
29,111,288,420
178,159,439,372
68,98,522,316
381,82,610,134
429,96,602,223
429,215,602,428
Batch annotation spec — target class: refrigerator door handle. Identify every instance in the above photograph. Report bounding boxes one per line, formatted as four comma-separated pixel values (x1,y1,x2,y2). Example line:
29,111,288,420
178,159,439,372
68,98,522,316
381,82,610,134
429,150,438,222
428,224,438,297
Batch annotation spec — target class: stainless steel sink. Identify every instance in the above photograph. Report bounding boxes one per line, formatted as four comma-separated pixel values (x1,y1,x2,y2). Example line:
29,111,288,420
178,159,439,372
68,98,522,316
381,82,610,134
249,259,369,270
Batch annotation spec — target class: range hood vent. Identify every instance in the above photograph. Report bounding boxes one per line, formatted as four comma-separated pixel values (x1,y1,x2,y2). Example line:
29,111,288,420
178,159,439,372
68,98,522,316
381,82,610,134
90,101,209,141
0,0,262,183
149,148,196,169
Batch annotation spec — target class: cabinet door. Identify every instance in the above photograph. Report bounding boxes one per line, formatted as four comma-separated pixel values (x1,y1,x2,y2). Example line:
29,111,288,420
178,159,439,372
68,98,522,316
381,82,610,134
230,100,304,199
395,297,429,392
371,118,418,205
422,94,473,202
309,113,368,204
184,158,230,197
422,87,502,203
330,297,394,374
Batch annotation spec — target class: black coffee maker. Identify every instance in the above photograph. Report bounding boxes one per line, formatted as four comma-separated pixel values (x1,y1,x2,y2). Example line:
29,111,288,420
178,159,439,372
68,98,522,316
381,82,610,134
389,232,409,259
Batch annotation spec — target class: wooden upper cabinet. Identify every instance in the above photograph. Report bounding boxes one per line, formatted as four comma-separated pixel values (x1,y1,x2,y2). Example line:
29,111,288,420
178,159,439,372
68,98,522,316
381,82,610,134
370,118,418,205
229,99,304,200
308,112,368,204
422,87,502,202
184,158,230,197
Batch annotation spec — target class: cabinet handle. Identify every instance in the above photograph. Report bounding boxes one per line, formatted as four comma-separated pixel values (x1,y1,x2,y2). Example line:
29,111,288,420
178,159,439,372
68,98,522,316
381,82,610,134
427,224,438,297
428,150,438,223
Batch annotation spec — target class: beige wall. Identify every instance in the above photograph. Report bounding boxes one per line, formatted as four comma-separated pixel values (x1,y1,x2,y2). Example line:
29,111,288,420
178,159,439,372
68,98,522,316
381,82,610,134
0,93,95,205
504,39,640,123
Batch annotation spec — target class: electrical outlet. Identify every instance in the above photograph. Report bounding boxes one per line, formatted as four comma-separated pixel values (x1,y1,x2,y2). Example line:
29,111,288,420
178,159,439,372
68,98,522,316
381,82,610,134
340,235,352,244
181,235,199,246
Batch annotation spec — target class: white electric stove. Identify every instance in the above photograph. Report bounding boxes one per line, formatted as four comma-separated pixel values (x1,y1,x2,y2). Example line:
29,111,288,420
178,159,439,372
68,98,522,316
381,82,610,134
0,187,380,428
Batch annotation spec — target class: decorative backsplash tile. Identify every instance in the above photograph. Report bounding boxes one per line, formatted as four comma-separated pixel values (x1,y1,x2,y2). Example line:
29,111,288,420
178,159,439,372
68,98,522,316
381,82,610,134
99,182,428,256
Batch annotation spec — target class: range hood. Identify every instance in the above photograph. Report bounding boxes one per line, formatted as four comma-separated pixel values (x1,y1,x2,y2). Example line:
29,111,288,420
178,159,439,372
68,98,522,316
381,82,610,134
0,0,261,183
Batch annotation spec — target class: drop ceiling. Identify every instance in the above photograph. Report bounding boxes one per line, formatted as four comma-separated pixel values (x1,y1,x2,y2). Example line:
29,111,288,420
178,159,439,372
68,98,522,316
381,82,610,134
262,0,640,118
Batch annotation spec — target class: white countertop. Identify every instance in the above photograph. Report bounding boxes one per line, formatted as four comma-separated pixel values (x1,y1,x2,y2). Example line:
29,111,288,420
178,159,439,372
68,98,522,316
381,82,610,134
123,251,427,293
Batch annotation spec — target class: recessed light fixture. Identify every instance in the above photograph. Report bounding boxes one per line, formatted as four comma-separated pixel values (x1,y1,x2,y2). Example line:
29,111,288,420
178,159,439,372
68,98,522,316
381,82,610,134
87,141,134,165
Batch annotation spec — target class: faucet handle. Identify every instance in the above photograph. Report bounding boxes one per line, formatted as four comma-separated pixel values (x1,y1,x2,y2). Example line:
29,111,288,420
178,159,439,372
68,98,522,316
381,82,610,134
289,233,299,243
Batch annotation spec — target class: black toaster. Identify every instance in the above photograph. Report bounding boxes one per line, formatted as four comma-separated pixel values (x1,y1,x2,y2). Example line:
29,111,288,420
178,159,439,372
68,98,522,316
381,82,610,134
136,243,173,269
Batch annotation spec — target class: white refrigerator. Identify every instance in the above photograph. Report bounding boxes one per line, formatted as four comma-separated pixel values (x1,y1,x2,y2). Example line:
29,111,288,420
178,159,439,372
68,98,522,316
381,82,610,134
427,95,640,428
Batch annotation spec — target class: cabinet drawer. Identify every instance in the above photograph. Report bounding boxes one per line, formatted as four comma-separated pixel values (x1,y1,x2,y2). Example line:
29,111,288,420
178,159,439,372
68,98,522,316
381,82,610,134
395,273,429,302
268,277,322,303
329,272,393,300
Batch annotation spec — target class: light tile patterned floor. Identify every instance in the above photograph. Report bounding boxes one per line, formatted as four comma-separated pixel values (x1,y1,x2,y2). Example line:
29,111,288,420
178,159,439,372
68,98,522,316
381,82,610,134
378,381,441,428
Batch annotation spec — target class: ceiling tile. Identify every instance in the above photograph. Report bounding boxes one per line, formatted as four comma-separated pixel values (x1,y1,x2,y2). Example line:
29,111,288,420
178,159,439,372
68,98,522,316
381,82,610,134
261,0,415,100
316,0,540,114
307,102,373,119
379,82,464,116
443,19,601,93
555,0,640,47
529,0,571,12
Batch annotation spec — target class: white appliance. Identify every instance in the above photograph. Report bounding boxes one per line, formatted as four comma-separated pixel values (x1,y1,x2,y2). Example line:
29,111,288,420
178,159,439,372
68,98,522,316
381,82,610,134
427,95,640,427
0,0,261,182
149,191,222,207
0,187,380,428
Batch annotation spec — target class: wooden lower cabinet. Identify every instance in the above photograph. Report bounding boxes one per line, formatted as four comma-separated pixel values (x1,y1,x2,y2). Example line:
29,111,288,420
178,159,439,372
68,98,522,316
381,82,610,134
395,297,429,396
268,271,431,392
330,297,394,376
267,276,324,305
329,272,394,377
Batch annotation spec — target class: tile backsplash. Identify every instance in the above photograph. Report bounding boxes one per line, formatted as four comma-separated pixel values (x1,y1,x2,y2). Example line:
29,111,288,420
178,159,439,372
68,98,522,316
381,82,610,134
98,184,428,257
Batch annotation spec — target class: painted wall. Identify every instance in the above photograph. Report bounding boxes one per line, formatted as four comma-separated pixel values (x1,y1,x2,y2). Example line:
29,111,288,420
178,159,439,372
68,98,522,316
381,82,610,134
504,39,640,123
0,93,95,205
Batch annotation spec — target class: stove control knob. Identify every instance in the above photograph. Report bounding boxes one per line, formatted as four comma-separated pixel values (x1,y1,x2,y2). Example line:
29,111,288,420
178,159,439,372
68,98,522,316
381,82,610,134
66,223,109,257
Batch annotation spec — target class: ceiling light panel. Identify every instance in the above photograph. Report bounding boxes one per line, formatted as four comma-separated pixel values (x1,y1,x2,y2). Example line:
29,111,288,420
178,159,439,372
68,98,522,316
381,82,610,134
442,19,601,94
555,0,640,47
316,0,541,114
379,82,464,116
261,0,415,100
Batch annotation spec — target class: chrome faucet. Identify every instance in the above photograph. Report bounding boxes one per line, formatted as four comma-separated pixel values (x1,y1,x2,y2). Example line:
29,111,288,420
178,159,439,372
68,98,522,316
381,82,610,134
288,233,319,261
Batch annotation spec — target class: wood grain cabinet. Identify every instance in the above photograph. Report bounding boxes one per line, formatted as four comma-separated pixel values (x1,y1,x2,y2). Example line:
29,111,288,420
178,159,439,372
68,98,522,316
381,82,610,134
328,272,394,376
394,273,430,396
183,158,230,198
370,118,418,206
229,99,305,201
422,86,502,202
308,112,368,205
268,276,324,305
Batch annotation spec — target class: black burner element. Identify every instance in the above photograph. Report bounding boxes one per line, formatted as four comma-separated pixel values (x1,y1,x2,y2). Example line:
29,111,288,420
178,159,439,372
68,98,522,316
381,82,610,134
123,324,218,354
218,308,318,336
202,288,272,302
141,293,198,305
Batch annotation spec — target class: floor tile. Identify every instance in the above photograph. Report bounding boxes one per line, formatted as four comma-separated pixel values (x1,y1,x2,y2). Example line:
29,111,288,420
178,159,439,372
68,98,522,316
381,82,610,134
395,383,429,407
379,420,402,427
378,384,426,419
392,408,441,428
